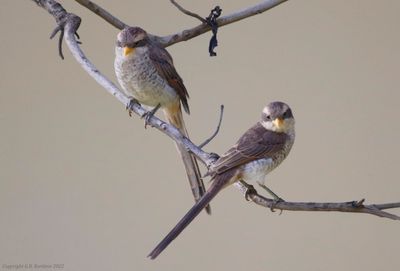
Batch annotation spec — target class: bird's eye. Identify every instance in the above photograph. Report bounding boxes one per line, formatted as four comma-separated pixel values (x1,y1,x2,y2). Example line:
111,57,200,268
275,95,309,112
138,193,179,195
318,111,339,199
283,110,291,118
265,115,271,120
133,40,145,47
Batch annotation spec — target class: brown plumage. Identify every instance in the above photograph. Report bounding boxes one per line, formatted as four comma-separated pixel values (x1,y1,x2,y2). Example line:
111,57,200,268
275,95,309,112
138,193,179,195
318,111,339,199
148,101,296,259
148,44,190,114
207,123,290,176
114,27,209,213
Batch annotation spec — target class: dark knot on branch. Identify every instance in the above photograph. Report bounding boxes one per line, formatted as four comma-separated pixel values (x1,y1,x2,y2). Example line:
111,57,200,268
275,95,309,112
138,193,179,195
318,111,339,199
206,6,222,56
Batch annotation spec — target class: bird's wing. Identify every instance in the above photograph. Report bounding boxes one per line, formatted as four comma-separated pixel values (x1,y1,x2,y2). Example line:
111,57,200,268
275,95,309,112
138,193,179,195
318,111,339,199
211,123,288,175
148,43,190,114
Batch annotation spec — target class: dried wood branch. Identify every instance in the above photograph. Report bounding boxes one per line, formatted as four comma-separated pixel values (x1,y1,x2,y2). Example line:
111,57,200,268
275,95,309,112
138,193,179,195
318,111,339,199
30,0,400,221
234,182,400,220
70,0,288,48
199,105,224,148
170,0,207,23
74,0,128,30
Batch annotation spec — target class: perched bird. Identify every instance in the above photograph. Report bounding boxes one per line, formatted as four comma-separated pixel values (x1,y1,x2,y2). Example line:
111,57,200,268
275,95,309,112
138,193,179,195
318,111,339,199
148,101,295,259
114,27,210,213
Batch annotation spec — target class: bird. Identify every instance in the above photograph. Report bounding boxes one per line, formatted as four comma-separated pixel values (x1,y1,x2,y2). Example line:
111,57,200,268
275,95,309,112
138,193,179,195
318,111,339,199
114,27,210,214
148,101,295,259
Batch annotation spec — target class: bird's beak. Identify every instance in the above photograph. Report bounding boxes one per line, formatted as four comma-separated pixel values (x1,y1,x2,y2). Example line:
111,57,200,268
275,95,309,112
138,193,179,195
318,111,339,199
123,46,134,56
273,118,284,130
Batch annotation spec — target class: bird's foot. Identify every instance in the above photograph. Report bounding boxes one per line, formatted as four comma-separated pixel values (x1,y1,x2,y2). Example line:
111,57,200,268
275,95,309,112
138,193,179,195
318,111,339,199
141,103,161,129
239,180,257,201
126,97,140,117
257,182,284,213
269,197,285,214
208,152,220,163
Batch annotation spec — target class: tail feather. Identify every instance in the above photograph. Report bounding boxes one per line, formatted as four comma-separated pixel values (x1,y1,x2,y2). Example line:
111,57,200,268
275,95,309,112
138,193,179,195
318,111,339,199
148,177,226,259
164,106,211,214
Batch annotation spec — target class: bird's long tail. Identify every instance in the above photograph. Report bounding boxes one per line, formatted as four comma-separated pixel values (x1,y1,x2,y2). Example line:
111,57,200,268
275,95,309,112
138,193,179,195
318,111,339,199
164,105,211,214
148,173,230,259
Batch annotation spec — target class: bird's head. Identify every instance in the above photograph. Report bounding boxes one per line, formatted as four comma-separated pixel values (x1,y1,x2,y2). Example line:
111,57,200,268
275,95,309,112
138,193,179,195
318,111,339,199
116,27,149,57
261,101,295,134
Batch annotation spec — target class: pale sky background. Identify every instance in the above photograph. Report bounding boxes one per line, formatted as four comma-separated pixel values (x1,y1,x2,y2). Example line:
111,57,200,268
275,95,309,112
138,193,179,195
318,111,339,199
1,1,400,270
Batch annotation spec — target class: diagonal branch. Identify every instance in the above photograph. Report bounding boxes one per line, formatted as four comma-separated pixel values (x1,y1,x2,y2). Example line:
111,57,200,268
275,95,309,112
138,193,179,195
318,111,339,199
30,0,400,222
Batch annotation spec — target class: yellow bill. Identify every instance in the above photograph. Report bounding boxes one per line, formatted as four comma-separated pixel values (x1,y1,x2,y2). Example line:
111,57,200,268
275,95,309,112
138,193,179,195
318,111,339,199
273,118,284,129
123,46,135,56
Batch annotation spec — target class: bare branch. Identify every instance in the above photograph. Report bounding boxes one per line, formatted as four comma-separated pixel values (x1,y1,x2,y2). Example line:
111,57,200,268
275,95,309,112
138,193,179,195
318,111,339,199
157,0,289,47
30,0,400,222
69,0,288,50
170,0,206,23
233,182,400,220
199,105,224,148
74,0,128,30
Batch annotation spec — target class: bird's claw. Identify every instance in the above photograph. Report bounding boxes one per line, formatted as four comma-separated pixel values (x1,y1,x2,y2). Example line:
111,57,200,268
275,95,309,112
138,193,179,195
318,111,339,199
141,103,161,129
245,185,257,201
256,182,284,213
242,183,257,201
126,97,139,117
209,152,220,162
142,113,152,129
269,197,285,213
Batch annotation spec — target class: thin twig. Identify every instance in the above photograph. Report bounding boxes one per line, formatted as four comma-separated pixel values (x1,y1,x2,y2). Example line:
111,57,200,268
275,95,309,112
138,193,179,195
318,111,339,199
170,0,206,23
199,105,224,148
74,0,128,30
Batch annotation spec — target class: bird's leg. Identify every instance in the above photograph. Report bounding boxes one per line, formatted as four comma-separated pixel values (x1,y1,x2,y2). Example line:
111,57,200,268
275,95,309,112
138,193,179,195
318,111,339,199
126,97,140,117
142,103,161,129
257,182,284,201
257,182,284,212
239,180,257,201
